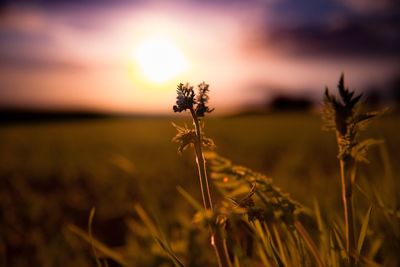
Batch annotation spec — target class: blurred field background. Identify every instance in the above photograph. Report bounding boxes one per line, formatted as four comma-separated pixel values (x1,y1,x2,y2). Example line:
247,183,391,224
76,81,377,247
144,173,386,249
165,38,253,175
1,0,400,265
1,112,399,266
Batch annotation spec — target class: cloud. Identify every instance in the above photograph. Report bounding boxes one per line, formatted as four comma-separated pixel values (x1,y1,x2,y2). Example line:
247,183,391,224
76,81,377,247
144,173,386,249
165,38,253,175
265,7,400,59
0,54,88,70
337,0,394,14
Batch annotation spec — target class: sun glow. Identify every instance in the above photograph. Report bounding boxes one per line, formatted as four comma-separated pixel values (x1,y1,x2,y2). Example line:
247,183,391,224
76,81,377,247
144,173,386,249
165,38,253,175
132,36,188,84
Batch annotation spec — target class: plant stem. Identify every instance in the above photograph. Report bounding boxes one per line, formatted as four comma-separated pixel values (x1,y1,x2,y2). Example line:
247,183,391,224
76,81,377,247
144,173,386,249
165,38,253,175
294,221,325,267
190,108,231,267
337,135,356,266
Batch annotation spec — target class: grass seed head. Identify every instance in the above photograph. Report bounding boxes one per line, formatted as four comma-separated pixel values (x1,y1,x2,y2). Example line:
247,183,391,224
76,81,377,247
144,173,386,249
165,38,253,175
173,82,214,117
323,74,386,162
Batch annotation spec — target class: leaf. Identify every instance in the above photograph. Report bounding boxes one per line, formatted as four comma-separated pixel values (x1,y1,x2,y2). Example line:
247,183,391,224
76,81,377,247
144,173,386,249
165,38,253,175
68,224,128,266
329,231,339,267
349,94,362,109
272,225,288,266
202,136,216,150
192,210,214,226
331,223,347,260
134,204,160,236
313,199,324,234
176,186,203,211
337,73,362,109
134,204,185,267
350,139,383,163
88,208,103,267
353,113,377,125
355,184,400,220
356,206,372,255
353,107,389,131
366,238,382,260
294,221,325,267
154,237,185,267
322,88,337,132
172,123,196,154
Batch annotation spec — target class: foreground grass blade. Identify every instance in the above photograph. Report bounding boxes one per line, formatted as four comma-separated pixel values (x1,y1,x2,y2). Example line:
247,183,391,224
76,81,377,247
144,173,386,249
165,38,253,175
68,224,128,266
356,205,372,255
294,221,325,267
154,237,185,267
177,186,203,211
88,208,103,267
134,204,185,267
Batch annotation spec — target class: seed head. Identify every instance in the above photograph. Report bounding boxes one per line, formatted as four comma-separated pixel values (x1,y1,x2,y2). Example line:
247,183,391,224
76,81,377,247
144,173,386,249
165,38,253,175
173,83,195,113
195,82,214,117
323,74,387,162
173,82,214,117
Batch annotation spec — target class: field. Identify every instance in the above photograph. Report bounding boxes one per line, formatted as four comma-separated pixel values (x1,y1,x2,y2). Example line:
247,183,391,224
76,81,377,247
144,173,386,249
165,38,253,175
1,113,399,266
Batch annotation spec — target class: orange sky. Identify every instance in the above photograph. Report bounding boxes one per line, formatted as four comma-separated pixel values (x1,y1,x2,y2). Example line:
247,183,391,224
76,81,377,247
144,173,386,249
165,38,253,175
0,1,399,114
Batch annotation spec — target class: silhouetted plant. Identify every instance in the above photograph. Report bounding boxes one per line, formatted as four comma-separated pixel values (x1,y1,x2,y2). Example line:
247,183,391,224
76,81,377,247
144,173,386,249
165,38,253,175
323,74,386,266
173,82,324,267
172,82,231,267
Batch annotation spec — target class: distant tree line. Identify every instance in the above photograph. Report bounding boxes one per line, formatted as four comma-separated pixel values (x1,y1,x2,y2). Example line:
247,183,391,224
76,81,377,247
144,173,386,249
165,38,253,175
266,74,400,112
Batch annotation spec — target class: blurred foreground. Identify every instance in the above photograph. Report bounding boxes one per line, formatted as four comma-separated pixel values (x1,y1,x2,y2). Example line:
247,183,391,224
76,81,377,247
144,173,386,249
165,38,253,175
0,113,399,266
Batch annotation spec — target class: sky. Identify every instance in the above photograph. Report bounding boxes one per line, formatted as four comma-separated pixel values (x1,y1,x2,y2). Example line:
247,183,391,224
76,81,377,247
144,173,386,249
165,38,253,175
0,0,399,114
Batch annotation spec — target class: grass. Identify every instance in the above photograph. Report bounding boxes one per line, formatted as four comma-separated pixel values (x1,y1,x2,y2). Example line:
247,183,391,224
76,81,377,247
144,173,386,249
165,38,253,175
0,110,399,266
172,82,231,267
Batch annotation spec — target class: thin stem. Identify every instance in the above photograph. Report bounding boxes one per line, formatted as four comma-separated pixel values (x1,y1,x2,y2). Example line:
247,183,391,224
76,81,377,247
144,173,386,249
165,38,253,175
337,134,356,267
190,109,213,211
294,221,325,267
190,108,231,267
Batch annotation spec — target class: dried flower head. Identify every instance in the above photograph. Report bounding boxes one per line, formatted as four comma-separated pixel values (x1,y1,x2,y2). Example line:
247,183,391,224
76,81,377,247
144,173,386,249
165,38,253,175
173,83,195,113
195,82,214,117
173,82,214,117
172,122,215,155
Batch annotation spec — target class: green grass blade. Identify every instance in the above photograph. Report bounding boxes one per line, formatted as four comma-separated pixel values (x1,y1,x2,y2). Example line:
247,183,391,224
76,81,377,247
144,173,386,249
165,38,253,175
331,223,346,261
68,224,128,266
233,255,240,267
356,205,372,255
88,208,103,267
294,221,325,267
329,231,338,267
251,221,279,265
134,204,185,267
154,237,185,267
176,186,203,211
133,204,160,236
313,199,324,234
272,225,288,266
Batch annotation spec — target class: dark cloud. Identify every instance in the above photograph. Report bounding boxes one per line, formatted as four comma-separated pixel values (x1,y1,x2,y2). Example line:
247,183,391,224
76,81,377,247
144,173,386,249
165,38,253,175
0,54,87,70
0,0,133,7
270,0,347,24
266,8,400,58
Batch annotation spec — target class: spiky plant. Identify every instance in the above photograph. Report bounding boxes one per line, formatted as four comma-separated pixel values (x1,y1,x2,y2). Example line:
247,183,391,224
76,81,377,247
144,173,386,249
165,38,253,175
172,82,231,267
323,74,386,266
206,152,325,267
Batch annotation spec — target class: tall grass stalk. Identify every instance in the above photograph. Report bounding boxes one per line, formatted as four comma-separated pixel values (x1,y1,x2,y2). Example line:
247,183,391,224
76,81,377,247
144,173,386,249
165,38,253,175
173,82,231,267
338,145,356,266
190,108,213,211
323,74,385,266
190,107,231,267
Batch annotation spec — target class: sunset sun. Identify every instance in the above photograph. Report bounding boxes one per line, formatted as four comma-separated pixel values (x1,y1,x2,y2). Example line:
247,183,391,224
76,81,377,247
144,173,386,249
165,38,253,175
132,36,188,84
